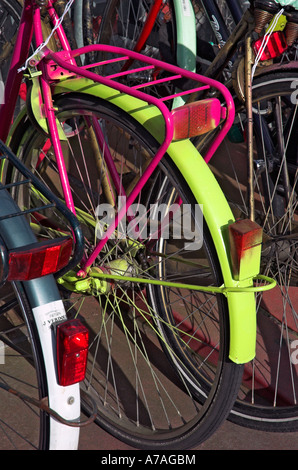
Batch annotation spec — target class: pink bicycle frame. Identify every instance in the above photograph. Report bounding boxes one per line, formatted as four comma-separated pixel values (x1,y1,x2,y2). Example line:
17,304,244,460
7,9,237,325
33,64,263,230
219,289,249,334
0,0,235,273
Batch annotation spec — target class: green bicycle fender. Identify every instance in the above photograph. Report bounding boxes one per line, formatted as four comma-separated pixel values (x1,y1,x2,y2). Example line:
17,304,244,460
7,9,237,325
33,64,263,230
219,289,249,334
56,79,257,363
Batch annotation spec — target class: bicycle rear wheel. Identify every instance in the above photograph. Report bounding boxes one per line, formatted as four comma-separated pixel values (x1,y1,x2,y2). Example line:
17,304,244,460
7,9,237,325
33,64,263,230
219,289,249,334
8,93,243,449
198,70,298,431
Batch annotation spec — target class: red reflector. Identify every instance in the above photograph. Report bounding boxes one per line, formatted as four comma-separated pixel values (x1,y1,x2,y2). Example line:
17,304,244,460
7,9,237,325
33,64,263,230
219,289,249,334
228,219,263,281
7,237,72,281
171,99,225,141
56,319,89,387
253,31,287,61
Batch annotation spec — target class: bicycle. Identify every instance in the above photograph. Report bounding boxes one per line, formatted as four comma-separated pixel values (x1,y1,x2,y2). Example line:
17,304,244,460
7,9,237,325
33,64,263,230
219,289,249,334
97,0,298,432
0,0,275,450
0,137,96,449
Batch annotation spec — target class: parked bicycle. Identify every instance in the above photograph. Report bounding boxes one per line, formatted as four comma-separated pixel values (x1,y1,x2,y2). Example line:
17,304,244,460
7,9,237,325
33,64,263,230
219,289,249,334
97,0,298,432
0,0,274,450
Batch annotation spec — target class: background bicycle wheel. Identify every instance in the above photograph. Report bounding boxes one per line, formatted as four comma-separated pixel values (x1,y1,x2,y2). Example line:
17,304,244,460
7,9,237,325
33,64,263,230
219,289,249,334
96,0,298,431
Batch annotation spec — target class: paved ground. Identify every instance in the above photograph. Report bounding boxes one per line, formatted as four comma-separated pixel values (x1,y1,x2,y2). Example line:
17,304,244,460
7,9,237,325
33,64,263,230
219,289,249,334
78,413,298,451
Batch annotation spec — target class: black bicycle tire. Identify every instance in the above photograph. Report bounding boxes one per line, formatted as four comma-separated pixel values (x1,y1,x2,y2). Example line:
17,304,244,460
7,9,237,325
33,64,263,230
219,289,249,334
9,92,244,449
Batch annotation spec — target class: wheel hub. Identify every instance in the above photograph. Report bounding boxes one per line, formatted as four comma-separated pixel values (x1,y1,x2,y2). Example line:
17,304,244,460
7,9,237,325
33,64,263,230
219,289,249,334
58,258,135,295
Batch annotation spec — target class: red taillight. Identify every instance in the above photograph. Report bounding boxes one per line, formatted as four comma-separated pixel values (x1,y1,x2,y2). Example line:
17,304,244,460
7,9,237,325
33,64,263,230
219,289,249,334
171,99,226,141
7,237,72,281
56,319,89,387
253,31,287,61
228,219,263,281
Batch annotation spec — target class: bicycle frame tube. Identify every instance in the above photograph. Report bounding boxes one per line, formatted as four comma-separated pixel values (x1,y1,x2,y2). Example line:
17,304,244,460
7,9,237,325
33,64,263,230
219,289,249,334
201,0,248,49
45,43,234,219
0,0,75,144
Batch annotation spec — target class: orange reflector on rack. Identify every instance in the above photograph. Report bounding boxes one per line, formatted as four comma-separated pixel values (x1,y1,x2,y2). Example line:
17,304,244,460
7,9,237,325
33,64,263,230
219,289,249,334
56,319,89,387
228,219,263,281
7,237,73,281
171,98,226,141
